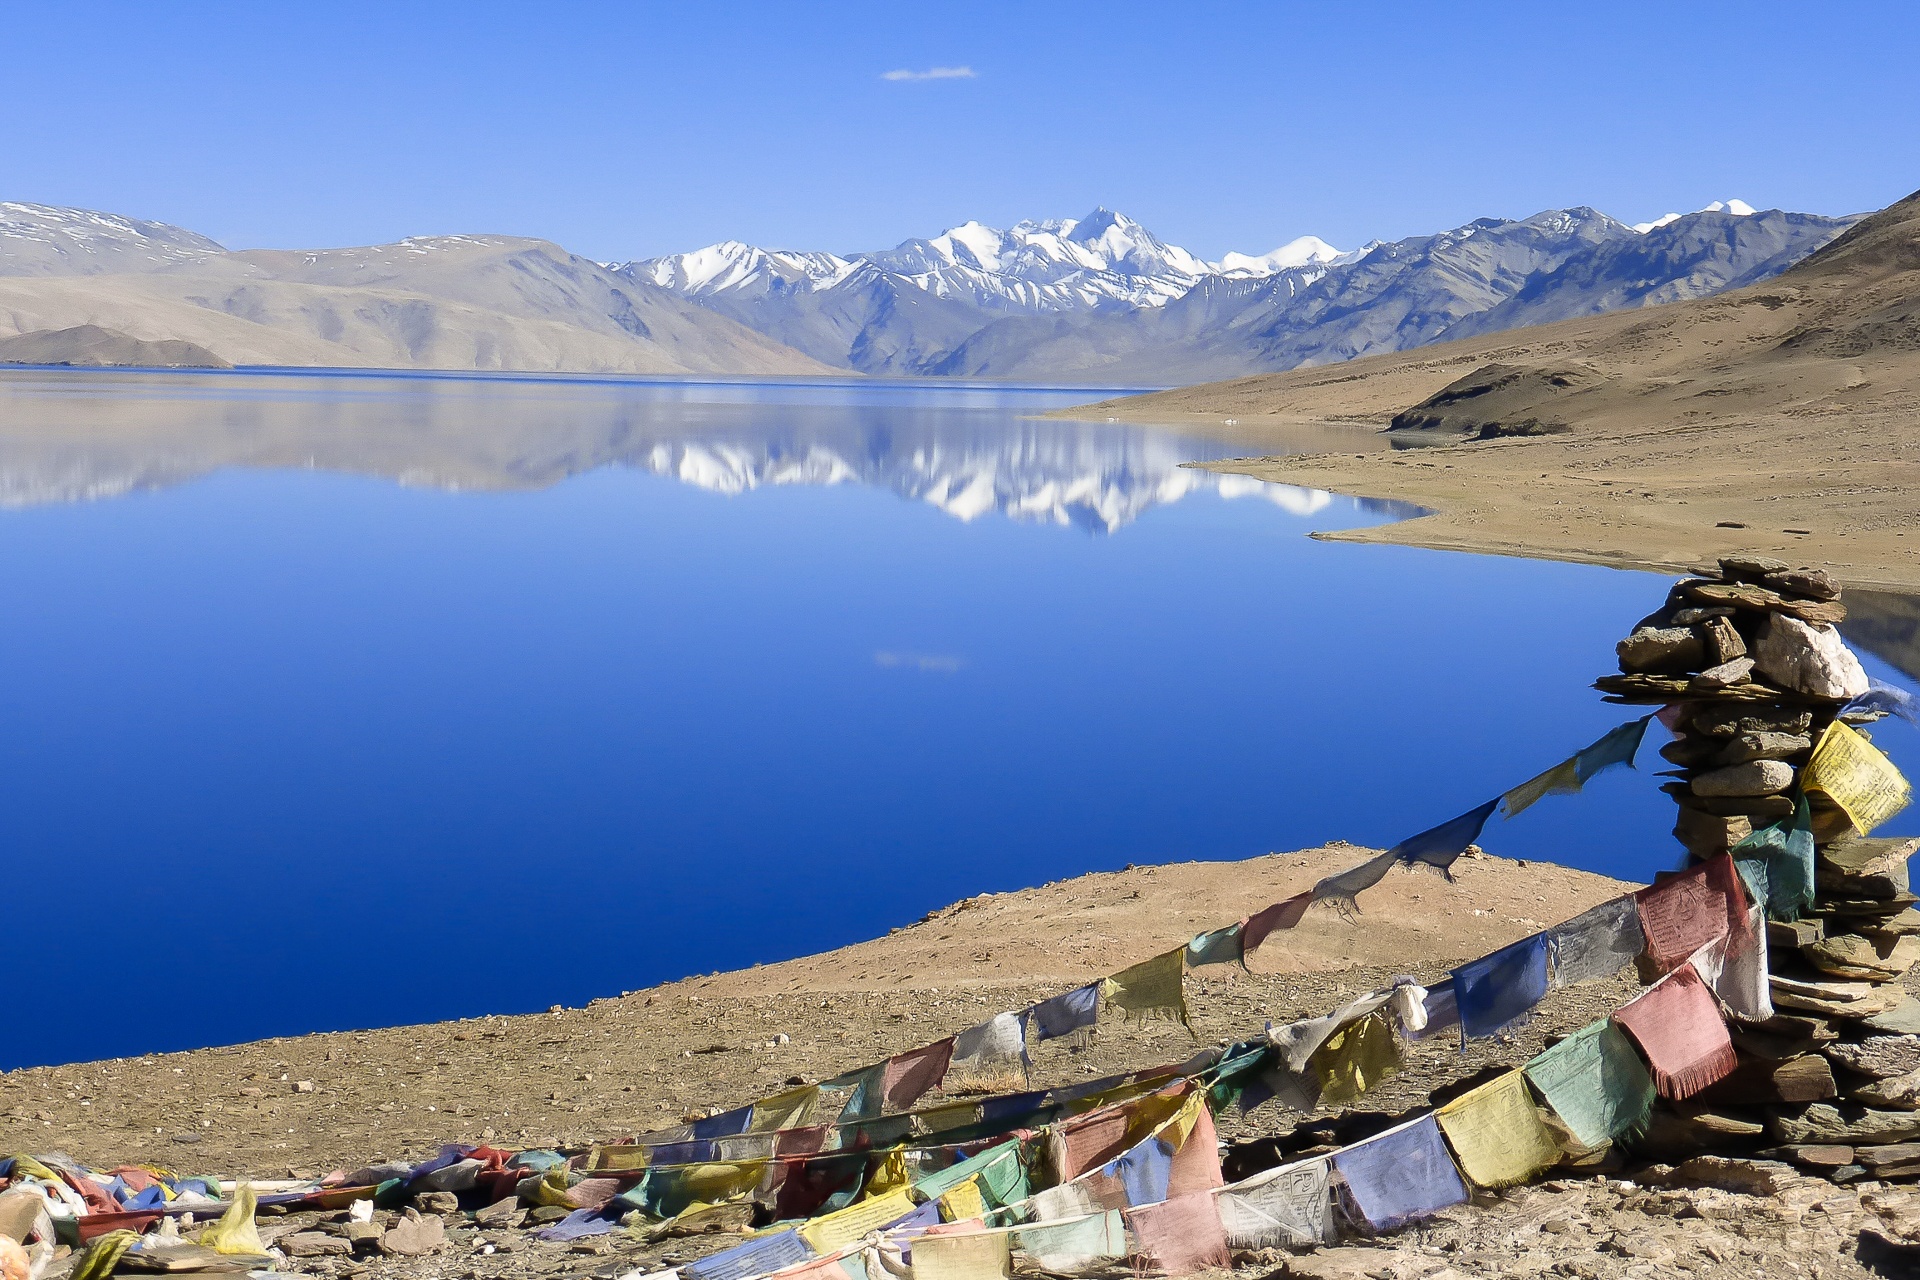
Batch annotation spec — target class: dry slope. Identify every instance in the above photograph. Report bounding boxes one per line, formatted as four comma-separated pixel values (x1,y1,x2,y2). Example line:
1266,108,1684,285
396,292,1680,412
1072,187,1920,593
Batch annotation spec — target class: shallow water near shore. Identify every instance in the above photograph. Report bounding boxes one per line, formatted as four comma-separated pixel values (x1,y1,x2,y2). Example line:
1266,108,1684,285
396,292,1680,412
3,368,1915,1070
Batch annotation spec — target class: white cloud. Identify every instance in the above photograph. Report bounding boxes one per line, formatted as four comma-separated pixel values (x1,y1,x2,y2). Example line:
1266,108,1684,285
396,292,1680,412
874,650,966,674
880,66,977,82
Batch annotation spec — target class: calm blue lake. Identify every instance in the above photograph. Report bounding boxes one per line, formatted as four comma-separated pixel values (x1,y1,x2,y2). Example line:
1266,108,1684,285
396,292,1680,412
3,369,1914,1070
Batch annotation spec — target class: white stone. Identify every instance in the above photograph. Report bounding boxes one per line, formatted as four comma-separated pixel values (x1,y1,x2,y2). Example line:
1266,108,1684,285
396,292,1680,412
1752,613,1870,700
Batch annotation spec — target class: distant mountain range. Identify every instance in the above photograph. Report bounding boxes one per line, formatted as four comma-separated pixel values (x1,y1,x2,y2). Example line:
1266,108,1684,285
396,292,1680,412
0,198,1858,382
624,203,1858,382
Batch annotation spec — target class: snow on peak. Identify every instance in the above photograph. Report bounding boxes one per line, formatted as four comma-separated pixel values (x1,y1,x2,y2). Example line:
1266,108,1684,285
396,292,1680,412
632,240,856,295
1215,235,1343,277
1633,199,1757,233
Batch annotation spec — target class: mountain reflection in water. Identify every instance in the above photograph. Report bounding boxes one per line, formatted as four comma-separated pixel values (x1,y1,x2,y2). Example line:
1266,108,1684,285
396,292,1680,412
0,368,1414,531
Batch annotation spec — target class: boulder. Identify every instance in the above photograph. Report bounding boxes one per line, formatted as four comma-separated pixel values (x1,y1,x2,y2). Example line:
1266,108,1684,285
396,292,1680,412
416,1191,462,1216
1691,657,1756,691
1695,1054,1836,1105
1763,567,1843,602
1619,626,1707,674
1690,704,1812,738
1721,554,1791,579
1751,613,1870,700
1827,1037,1920,1080
1852,1068,1920,1111
280,1232,352,1258
1699,615,1749,665
0,1192,41,1246
1715,731,1812,765
1818,837,1919,900
1674,808,1753,857
1669,1155,1801,1195
1770,1103,1920,1145
1692,759,1796,797
1863,1003,1920,1036
1662,736,1727,768
1804,934,1920,982
380,1211,445,1257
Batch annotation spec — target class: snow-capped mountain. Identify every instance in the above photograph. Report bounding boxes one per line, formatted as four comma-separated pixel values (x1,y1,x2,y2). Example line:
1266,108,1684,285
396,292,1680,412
628,201,1855,381
0,201,226,276
625,208,1341,318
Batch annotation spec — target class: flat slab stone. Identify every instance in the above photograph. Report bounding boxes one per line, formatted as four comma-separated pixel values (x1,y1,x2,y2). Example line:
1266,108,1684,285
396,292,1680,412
1861,1002,1920,1036
1770,1103,1920,1145
1827,1036,1920,1080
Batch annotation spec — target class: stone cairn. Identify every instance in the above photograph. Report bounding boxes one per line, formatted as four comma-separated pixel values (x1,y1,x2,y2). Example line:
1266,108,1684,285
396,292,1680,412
1596,553,1920,1184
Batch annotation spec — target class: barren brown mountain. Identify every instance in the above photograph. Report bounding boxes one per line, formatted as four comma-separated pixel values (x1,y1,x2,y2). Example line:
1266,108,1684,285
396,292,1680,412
1072,187,1920,592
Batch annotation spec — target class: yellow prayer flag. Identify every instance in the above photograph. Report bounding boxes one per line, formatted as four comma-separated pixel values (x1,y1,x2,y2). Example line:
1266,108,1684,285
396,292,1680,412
1502,757,1581,819
1155,1089,1207,1153
586,1144,649,1173
1100,947,1191,1032
862,1149,911,1201
197,1183,266,1257
937,1176,987,1223
749,1084,820,1133
1803,721,1912,835
799,1189,919,1254
1434,1070,1563,1189
1310,1012,1400,1105
912,1229,1012,1280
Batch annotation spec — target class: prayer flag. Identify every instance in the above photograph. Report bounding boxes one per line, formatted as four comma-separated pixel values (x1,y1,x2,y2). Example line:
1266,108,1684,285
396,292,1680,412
1404,978,1460,1042
751,1085,821,1134
947,1014,1028,1094
1122,1192,1231,1276
911,1229,1010,1280
1502,758,1580,819
1215,1158,1334,1248
1166,1102,1224,1198
1330,1115,1468,1233
936,1178,987,1225
1575,715,1652,783
1549,897,1644,987
1452,932,1551,1041
1268,986,1400,1073
1388,798,1502,876
1184,923,1244,969
1026,984,1100,1043
1031,1182,1102,1224
1845,679,1920,726
1803,720,1912,833
1309,1012,1400,1105
682,1229,815,1280
1012,1211,1125,1273
1101,949,1192,1032
825,1064,886,1124
1434,1070,1562,1189
1524,1020,1653,1152
1310,848,1398,914
1241,892,1313,953
693,1106,754,1140
1634,854,1749,974
1612,966,1737,1099
1732,792,1816,922
882,1039,955,1113
1103,1136,1173,1208
912,1140,1024,1206
799,1189,920,1255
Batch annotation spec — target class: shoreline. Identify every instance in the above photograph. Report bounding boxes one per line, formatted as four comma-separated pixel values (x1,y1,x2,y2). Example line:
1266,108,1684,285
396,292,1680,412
1051,405,1920,595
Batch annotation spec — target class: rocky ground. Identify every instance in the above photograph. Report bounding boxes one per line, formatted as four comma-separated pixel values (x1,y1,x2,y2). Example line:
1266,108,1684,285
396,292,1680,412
9,845,1919,1277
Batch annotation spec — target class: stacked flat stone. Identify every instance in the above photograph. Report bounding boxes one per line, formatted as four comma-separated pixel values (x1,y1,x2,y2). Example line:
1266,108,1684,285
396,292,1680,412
1595,554,1920,1184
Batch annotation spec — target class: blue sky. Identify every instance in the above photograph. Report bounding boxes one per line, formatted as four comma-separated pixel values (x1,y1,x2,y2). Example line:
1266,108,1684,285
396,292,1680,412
8,0,1918,262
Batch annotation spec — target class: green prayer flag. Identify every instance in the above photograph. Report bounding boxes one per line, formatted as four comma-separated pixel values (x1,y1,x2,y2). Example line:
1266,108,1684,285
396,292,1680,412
1523,1019,1653,1151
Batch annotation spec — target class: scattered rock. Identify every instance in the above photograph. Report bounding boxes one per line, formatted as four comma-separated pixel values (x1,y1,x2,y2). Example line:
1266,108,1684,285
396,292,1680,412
415,1191,462,1216
474,1199,524,1229
293,1080,316,1094
282,1231,352,1258
1692,759,1795,797
380,1211,445,1257
1751,612,1871,700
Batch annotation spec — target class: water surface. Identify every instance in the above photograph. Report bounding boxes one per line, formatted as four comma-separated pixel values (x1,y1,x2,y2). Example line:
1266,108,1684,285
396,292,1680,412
2,369,1913,1069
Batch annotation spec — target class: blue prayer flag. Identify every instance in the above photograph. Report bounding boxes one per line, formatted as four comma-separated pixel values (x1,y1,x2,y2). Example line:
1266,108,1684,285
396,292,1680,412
1389,798,1502,875
1452,932,1551,1042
